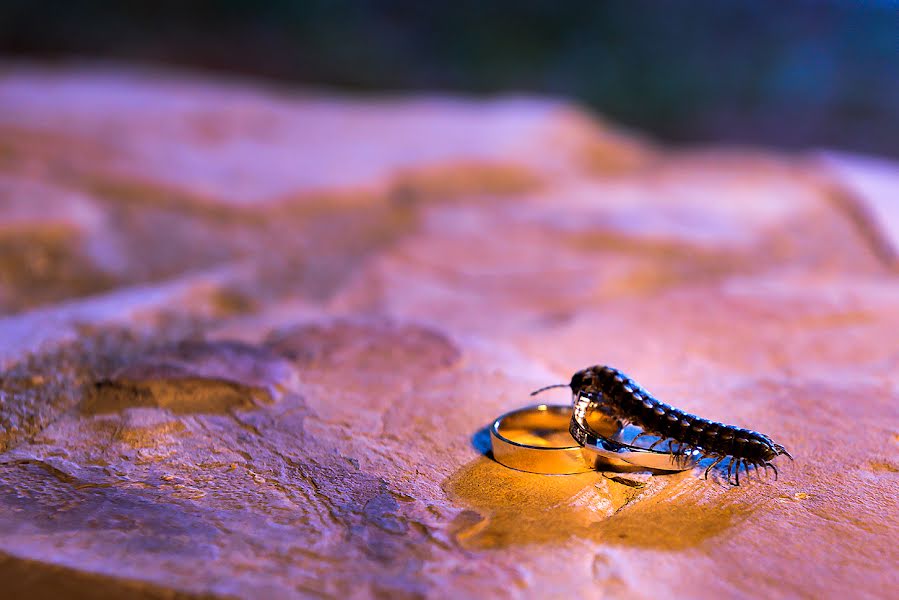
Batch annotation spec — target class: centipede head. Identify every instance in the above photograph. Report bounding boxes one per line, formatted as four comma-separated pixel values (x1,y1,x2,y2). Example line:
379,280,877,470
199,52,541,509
757,440,793,462
568,367,605,397
774,444,794,461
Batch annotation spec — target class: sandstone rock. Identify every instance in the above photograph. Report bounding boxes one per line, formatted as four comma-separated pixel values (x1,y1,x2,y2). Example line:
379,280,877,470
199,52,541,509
817,151,899,268
85,340,299,414
0,65,650,207
0,176,117,312
0,65,896,599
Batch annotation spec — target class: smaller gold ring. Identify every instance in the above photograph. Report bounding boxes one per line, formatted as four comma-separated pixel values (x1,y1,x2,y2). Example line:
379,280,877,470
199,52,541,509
490,404,592,474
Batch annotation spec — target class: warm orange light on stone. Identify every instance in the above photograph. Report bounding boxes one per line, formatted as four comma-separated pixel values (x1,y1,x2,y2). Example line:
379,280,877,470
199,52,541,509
0,65,896,599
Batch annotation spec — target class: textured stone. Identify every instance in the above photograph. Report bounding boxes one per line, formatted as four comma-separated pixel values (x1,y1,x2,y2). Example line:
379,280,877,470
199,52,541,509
85,340,299,414
0,176,117,312
0,65,649,206
818,151,899,268
0,65,896,599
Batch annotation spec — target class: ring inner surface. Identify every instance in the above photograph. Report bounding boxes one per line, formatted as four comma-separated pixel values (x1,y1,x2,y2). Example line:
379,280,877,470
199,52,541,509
495,405,575,448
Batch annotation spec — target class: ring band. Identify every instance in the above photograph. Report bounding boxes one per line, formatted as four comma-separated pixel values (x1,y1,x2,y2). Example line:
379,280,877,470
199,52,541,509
490,404,593,474
570,392,700,472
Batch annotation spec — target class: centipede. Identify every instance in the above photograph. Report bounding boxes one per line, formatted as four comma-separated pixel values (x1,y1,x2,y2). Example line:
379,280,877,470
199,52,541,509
531,365,792,486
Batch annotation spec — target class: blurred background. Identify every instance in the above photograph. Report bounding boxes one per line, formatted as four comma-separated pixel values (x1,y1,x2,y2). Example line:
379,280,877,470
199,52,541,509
1,0,897,158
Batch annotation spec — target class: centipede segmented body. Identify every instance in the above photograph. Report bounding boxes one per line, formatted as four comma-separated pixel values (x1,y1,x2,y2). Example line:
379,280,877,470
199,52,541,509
532,365,792,485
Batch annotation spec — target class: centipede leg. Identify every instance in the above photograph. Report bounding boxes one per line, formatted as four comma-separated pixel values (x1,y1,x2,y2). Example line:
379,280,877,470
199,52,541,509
750,461,761,481
733,459,742,486
766,462,779,481
672,443,690,467
683,446,699,468
648,438,667,451
675,445,694,467
743,461,754,481
704,456,724,479
630,432,654,446
669,442,681,458
749,461,762,481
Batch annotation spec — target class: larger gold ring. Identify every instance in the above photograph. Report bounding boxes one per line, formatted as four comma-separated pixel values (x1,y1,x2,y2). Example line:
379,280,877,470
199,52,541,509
490,404,592,474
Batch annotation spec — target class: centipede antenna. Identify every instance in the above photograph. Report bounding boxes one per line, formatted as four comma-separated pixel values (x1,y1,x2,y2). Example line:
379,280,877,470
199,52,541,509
529,383,569,396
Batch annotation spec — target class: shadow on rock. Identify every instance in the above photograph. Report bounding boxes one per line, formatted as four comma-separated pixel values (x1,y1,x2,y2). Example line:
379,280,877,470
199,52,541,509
470,423,492,457
443,455,761,551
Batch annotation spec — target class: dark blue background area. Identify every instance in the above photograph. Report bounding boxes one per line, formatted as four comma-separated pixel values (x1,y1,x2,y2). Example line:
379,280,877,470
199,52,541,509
2,0,896,156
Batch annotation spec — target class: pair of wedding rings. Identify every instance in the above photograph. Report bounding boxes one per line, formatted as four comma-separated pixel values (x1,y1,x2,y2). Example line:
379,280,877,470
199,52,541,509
490,392,700,474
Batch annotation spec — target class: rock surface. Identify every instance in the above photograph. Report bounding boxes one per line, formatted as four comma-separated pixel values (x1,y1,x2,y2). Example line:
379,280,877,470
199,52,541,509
0,64,897,599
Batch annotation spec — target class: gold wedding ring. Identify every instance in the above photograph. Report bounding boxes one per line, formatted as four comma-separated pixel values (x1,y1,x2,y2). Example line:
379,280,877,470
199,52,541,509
490,404,593,474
